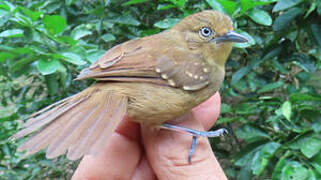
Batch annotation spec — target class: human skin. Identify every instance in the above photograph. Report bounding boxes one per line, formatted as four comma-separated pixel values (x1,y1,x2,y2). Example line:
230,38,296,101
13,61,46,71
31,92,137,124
72,92,227,180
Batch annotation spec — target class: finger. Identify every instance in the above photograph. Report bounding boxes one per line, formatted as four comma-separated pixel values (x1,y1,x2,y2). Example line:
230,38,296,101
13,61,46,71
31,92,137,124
141,112,227,180
72,121,142,180
192,92,221,130
115,116,141,141
132,157,157,180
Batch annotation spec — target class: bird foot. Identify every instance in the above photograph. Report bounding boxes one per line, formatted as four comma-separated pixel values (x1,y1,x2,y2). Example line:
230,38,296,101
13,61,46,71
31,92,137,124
160,123,228,163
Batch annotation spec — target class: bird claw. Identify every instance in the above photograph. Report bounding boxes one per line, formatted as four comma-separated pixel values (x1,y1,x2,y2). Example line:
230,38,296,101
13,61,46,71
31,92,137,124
160,123,228,163
188,136,198,164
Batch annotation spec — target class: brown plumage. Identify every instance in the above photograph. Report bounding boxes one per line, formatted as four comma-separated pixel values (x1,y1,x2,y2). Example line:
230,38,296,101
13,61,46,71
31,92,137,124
12,10,247,160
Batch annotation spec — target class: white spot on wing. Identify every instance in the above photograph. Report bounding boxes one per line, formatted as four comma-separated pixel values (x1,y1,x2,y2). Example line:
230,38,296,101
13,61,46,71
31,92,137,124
161,74,168,79
155,68,161,73
168,79,176,86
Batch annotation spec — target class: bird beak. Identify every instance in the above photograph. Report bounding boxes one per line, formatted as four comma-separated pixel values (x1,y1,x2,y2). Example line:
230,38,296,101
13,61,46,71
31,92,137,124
211,31,248,43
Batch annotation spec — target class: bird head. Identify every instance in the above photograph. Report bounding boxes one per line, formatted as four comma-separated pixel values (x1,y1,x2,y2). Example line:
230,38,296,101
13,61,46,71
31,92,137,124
172,10,248,66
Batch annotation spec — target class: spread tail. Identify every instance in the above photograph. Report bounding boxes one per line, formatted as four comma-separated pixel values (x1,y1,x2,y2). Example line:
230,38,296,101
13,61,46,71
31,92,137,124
12,84,128,160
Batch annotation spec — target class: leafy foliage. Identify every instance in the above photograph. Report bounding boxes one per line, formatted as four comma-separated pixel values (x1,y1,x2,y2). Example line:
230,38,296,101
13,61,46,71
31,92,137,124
0,0,320,179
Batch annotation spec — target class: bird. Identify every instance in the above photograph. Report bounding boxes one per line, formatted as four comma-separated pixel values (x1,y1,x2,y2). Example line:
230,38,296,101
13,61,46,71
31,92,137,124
12,10,248,161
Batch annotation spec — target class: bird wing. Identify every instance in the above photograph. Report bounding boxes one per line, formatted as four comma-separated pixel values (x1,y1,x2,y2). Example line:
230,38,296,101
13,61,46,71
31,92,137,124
76,32,212,91
76,36,159,79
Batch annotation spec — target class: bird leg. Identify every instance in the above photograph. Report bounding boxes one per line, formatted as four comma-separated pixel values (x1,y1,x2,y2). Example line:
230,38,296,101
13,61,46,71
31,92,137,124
160,123,228,163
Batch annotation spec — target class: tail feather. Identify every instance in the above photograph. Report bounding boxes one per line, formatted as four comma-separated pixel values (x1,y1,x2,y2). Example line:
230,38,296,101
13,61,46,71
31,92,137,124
27,95,75,119
66,93,114,160
90,96,127,155
24,100,70,127
21,102,90,156
46,96,105,159
12,84,128,160
12,97,87,139
45,101,100,158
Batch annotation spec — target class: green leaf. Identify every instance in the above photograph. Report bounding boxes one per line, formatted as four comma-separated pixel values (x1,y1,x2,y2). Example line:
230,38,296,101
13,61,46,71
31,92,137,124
272,7,303,31
272,0,303,12
43,15,67,35
272,151,291,180
103,20,114,29
236,125,270,143
0,52,16,63
318,1,321,15
312,116,321,133
157,4,176,10
238,161,253,180
11,55,36,72
36,59,60,75
154,18,180,29
220,103,232,113
311,24,321,47
6,47,31,54
122,0,150,6
205,0,226,13
101,33,116,42
240,0,253,12
311,153,321,175
19,6,41,21
307,169,317,180
247,9,272,26
56,62,68,86
241,0,277,13
235,103,258,115
290,93,321,102
217,117,246,124
257,81,284,93
45,74,59,95
235,144,260,167
56,36,78,45
291,53,316,72
139,28,161,36
304,2,317,18
86,50,105,63
242,36,258,50
282,101,292,121
231,66,251,83
115,16,140,26
0,8,8,16
1,1,15,12
235,141,280,175
233,30,255,48
0,29,23,38
61,52,86,65
216,0,238,15
65,0,76,5
251,142,281,175
0,3,10,11
308,70,321,88
167,0,186,8
71,25,92,40
0,10,10,26
300,137,321,158
281,161,309,180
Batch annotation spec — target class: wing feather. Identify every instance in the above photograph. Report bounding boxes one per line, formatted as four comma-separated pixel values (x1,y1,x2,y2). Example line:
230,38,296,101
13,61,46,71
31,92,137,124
75,32,212,91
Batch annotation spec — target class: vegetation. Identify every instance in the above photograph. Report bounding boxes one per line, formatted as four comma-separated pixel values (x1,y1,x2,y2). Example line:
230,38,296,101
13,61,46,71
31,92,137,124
0,0,320,179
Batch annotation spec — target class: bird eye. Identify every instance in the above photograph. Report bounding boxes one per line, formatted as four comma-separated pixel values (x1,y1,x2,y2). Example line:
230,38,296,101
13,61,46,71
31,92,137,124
200,27,212,37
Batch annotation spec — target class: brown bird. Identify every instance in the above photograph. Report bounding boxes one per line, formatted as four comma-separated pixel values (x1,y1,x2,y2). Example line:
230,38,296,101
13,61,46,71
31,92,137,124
12,10,247,161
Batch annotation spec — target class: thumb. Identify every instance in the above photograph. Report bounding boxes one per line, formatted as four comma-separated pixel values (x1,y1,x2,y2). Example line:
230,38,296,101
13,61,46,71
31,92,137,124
141,94,227,180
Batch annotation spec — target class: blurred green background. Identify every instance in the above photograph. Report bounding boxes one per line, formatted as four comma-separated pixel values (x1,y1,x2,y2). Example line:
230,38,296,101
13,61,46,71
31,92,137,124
0,0,321,179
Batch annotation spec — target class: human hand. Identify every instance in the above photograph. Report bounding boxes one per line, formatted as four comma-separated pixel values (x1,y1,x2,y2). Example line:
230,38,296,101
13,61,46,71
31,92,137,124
72,92,227,180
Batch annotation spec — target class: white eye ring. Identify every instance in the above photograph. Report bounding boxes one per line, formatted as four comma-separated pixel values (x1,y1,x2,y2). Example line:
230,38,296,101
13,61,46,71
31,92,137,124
200,27,212,37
